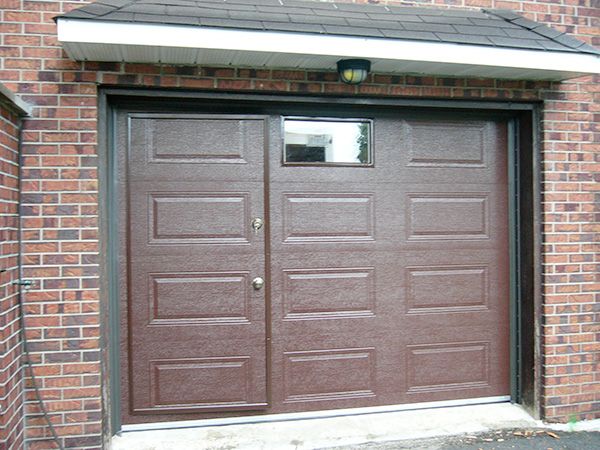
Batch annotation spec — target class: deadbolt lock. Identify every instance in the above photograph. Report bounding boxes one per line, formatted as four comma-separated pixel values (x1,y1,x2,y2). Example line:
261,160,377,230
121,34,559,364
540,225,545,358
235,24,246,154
251,217,264,233
252,277,265,290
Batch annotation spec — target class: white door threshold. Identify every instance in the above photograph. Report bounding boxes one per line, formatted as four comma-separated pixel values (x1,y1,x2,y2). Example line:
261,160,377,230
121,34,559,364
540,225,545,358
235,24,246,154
112,401,539,449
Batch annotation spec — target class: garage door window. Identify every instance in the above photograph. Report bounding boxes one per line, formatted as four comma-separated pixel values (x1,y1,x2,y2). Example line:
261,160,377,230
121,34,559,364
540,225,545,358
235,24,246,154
283,118,372,166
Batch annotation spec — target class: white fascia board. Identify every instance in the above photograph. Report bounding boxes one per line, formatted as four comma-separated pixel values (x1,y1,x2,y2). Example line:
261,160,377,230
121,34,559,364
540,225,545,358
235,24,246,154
57,18,600,79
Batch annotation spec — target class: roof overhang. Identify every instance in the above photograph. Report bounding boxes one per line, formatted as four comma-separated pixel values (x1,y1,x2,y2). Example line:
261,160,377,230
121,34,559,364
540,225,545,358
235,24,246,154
57,18,600,81
0,83,31,116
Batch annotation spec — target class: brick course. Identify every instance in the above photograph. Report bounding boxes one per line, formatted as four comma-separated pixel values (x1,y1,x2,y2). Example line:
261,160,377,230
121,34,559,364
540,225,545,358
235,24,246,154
0,0,598,449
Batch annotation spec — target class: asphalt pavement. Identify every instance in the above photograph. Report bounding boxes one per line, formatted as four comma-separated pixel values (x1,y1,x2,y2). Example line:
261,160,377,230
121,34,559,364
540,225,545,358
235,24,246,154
327,429,600,449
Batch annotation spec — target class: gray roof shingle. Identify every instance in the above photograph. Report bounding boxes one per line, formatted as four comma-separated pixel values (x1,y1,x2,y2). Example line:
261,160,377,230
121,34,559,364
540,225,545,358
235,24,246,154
57,0,600,55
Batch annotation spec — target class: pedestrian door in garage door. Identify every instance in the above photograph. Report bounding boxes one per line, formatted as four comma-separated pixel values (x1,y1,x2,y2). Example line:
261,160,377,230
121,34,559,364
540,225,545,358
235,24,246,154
116,104,510,425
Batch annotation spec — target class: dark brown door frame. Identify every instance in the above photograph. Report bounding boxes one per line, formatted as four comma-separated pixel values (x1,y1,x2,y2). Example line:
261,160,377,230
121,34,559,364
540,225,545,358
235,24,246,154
98,89,542,435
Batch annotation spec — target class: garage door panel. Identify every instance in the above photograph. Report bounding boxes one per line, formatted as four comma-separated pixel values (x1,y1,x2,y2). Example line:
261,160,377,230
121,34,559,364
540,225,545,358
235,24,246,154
128,267,265,334
148,192,250,245
129,332,267,413
269,184,379,245
403,189,507,243
148,356,255,406
130,354,267,413
280,192,375,244
282,347,376,404
405,264,490,314
403,327,508,374
128,181,264,253
394,119,508,185
406,192,490,241
404,121,488,168
406,341,491,393
270,256,402,322
273,338,410,411
280,267,377,321
400,251,508,321
129,114,266,182
146,271,253,326
129,262,265,327
403,339,509,402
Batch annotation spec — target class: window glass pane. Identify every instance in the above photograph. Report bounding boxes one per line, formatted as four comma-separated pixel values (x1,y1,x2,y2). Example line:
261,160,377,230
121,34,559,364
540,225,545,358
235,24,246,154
283,119,371,165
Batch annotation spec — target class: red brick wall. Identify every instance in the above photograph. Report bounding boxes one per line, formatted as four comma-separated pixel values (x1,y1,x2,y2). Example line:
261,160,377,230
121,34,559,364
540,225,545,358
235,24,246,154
0,0,598,448
0,91,25,450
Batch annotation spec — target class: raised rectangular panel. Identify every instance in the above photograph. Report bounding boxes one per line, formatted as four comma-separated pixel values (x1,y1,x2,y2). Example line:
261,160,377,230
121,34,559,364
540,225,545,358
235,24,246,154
283,193,374,243
149,357,250,408
283,268,375,320
149,272,249,325
145,118,251,164
407,194,489,240
405,121,486,168
283,348,375,402
407,342,490,393
149,193,249,244
406,266,488,314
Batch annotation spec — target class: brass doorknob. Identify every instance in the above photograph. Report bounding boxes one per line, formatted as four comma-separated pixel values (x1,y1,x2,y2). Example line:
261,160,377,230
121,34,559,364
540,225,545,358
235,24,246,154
252,277,265,290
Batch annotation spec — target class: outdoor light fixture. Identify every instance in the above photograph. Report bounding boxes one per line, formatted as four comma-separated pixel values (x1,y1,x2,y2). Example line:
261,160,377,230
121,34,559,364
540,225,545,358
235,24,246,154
337,59,371,85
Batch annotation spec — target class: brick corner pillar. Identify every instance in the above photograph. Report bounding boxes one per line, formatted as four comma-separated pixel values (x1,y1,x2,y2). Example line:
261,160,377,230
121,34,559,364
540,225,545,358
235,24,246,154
0,84,29,450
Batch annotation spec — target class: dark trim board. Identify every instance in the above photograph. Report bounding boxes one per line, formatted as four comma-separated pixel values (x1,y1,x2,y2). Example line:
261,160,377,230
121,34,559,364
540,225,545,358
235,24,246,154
102,88,540,111
517,106,542,419
97,92,121,437
508,118,519,403
98,89,541,435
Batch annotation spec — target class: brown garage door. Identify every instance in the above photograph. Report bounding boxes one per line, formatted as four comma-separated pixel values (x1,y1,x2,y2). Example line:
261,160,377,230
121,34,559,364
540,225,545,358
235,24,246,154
117,106,510,425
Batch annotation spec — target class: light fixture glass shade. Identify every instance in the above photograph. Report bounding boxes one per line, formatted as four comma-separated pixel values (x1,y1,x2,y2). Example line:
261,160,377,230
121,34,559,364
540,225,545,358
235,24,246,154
337,59,371,85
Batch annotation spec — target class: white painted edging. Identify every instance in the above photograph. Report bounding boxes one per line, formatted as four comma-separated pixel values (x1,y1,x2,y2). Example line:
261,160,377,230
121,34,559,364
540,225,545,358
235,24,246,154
56,19,600,80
